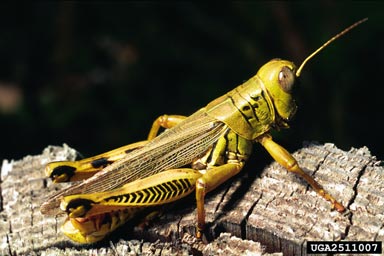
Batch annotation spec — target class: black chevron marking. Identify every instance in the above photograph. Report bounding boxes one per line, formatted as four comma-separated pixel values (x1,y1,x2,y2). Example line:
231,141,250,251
136,191,144,203
129,192,137,203
163,182,173,201
105,177,197,205
174,179,183,191
167,181,178,192
181,178,190,190
142,188,151,204
146,186,156,204
152,185,161,203
158,183,168,202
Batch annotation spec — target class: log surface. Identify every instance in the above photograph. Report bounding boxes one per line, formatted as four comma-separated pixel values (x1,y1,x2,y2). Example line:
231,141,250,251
0,142,382,255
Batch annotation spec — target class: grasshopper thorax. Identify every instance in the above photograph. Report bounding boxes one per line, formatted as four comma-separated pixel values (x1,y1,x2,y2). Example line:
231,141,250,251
256,59,298,124
205,59,298,140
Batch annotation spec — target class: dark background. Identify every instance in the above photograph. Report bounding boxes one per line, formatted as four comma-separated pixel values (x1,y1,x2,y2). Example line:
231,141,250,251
1,2,382,162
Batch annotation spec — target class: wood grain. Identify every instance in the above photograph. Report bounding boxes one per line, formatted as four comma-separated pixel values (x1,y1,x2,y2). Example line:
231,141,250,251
1,142,382,255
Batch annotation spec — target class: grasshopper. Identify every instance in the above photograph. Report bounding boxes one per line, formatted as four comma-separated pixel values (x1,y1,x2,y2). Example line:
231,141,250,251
40,18,367,244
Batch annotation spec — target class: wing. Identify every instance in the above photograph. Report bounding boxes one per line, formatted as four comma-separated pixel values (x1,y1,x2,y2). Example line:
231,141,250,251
41,109,229,215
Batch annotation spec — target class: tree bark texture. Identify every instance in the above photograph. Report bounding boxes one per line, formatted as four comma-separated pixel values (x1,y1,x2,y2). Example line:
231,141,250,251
0,142,382,255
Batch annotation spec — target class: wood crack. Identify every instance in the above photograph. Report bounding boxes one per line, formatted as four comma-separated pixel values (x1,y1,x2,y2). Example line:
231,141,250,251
241,191,262,239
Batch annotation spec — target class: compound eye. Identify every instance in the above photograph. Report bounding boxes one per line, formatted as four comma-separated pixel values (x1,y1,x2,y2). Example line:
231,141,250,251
278,66,295,93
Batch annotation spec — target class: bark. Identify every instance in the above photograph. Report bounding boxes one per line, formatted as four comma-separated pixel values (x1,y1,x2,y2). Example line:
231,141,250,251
0,142,382,255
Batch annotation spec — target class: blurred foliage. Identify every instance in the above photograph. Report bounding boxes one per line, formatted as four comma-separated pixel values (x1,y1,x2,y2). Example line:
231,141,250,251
0,2,382,161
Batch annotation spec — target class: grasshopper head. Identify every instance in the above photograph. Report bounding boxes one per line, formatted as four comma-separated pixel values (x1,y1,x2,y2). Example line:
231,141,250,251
257,18,368,126
257,59,298,125
256,19,367,128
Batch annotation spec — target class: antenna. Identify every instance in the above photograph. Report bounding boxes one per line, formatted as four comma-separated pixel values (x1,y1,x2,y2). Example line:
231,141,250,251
296,18,367,77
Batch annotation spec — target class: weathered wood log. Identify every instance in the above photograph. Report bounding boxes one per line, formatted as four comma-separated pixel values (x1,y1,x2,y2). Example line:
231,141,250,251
1,142,382,255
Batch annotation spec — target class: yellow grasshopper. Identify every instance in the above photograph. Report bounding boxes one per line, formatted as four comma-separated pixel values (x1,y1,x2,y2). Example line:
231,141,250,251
40,18,367,244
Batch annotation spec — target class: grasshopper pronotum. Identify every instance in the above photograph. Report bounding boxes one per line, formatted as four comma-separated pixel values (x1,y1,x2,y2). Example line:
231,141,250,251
41,18,367,243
